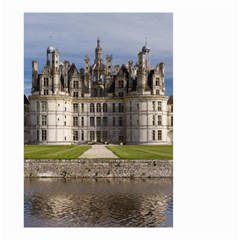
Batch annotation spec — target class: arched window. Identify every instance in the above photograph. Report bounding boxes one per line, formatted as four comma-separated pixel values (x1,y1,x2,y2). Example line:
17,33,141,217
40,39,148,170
97,103,101,112
90,103,95,112
99,88,104,97
100,74,105,82
93,88,98,97
103,103,107,112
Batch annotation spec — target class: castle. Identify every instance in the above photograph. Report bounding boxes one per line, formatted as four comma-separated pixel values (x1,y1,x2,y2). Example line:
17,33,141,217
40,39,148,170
24,38,173,144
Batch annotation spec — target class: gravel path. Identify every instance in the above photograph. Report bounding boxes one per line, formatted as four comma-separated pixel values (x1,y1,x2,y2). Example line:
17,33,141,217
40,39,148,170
79,145,119,159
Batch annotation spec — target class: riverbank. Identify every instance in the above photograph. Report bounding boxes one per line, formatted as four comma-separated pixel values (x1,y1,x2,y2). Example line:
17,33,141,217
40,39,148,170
24,159,173,178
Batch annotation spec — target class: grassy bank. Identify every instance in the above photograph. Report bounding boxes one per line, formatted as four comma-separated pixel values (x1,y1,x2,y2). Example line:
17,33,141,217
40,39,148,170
106,145,173,160
24,145,90,159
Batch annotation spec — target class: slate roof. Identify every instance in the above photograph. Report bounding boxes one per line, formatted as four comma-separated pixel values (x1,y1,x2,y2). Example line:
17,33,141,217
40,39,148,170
167,95,173,105
24,95,30,104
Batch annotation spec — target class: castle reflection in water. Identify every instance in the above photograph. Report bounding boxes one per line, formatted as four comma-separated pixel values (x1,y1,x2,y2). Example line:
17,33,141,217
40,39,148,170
24,178,173,227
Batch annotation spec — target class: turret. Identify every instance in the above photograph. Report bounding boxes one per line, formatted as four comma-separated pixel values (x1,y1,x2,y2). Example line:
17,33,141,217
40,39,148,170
63,60,70,92
106,54,112,76
84,56,91,92
32,61,38,93
137,51,147,92
52,49,60,94
128,60,133,91
95,37,103,64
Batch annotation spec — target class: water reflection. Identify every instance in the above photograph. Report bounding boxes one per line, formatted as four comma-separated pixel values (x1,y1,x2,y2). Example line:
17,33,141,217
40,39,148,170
24,178,173,227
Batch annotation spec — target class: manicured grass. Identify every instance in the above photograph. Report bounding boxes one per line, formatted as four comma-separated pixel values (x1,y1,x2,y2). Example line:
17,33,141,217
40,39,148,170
106,145,173,160
24,145,91,159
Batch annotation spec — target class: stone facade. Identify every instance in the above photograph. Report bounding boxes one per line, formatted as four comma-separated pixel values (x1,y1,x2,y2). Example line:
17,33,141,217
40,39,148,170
24,159,173,178
25,38,173,144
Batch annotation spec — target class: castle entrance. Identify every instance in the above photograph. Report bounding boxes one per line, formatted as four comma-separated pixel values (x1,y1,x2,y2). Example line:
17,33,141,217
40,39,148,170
96,131,101,142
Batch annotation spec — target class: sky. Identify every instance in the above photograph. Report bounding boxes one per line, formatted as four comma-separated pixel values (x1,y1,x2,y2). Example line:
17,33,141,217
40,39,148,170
24,13,173,96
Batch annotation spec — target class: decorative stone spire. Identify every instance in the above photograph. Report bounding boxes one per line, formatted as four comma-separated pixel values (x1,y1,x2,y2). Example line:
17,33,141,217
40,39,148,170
95,37,103,63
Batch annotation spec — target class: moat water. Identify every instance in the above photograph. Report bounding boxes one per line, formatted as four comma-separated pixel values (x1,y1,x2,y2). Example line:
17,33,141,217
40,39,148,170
24,178,173,227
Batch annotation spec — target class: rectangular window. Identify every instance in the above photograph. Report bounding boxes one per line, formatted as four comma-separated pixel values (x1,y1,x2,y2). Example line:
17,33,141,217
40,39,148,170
90,117,95,127
158,130,162,140
102,131,108,141
73,116,78,126
158,115,162,125
158,101,162,111
97,117,101,126
118,133,124,141
152,130,155,141
81,103,84,112
44,77,48,87
118,92,124,97
113,117,116,126
44,90,48,95
41,101,47,111
103,117,108,126
81,117,84,126
73,81,79,89
65,107,67,111
156,80,159,86
42,115,47,126
119,117,123,126
90,131,95,141
64,121,66,126
171,116,173,126
37,115,39,125
152,101,155,111
130,102,132,112
119,80,124,88
73,130,78,141
73,103,78,113
171,105,173,112
156,90,160,95
81,131,84,141
118,103,124,112
37,101,40,111
112,103,115,112
42,130,47,141
73,92,79,97
152,115,155,125
37,130,39,141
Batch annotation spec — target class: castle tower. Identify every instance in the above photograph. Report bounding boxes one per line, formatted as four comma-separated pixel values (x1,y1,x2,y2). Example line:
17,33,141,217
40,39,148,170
137,41,150,93
32,61,38,93
159,62,165,94
95,37,103,64
141,39,150,71
92,38,105,84
63,60,70,92
128,60,133,92
105,54,112,88
84,55,91,91
52,49,60,94
106,54,112,76
137,51,147,93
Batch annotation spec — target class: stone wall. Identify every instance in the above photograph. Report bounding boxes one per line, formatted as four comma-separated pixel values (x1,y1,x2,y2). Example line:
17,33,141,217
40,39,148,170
24,159,173,178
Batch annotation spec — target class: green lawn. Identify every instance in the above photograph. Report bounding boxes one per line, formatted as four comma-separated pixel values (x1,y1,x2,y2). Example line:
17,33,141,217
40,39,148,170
24,145,91,159
106,145,173,160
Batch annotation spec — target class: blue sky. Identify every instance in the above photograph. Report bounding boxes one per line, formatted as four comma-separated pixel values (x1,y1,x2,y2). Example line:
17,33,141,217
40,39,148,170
24,13,173,96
